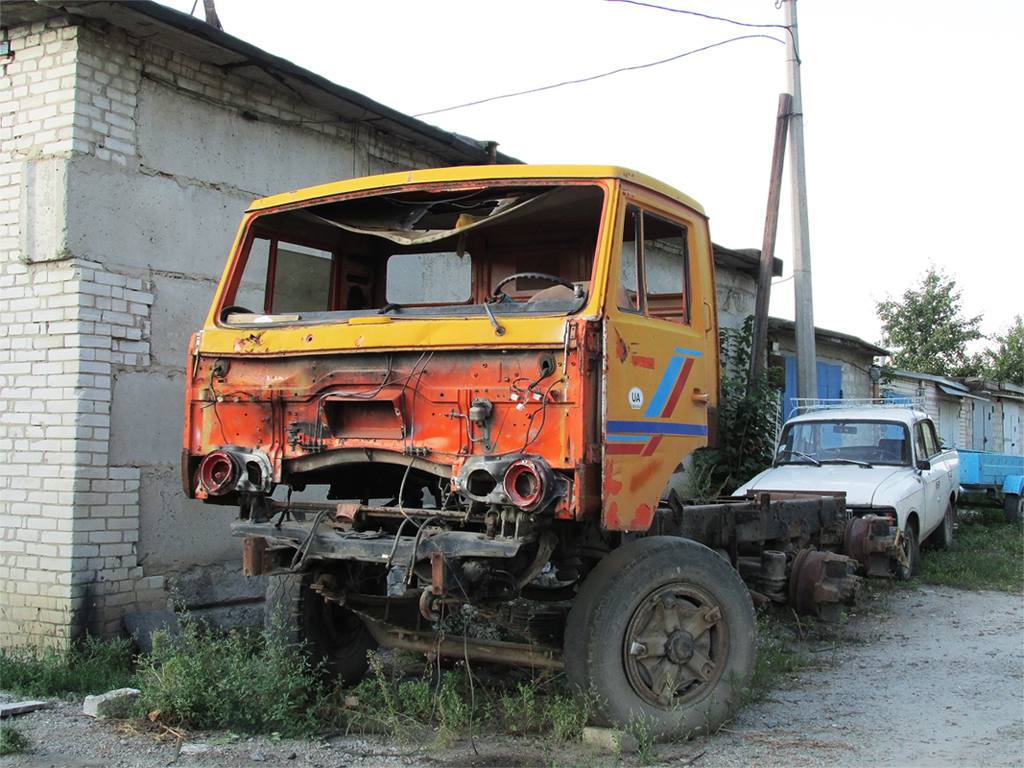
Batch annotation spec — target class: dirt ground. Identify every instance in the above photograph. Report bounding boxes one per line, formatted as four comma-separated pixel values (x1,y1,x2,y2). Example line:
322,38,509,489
3,586,1022,768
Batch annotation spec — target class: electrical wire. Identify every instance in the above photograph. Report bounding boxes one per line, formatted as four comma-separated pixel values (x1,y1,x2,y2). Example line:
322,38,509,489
205,377,229,445
289,507,330,571
605,0,799,62
520,378,564,453
413,34,783,119
605,0,794,39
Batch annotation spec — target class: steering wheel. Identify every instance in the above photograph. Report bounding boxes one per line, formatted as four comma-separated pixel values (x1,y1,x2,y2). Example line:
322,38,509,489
492,272,578,299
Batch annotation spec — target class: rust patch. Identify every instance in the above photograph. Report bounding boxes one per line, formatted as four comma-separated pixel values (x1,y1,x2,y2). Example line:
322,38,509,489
602,459,623,496
615,330,628,363
632,502,654,530
233,332,264,352
632,355,655,369
628,459,662,493
606,500,621,529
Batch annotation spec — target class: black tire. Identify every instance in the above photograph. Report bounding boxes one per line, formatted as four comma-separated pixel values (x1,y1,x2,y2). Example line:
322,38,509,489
1005,494,1023,524
925,501,956,550
894,524,920,581
564,537,756,739
265,572,376,684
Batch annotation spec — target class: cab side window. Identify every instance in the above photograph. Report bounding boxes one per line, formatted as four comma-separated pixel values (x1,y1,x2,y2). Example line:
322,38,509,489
616,206,691,322
643,212,691,324
618,207,642,313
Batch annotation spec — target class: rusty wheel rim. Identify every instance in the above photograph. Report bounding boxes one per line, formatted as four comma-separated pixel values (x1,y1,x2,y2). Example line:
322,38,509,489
624,586,727,709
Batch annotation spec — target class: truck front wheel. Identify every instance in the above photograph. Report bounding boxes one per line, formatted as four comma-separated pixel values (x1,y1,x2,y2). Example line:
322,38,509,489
265,572,377,685
564,537,756,738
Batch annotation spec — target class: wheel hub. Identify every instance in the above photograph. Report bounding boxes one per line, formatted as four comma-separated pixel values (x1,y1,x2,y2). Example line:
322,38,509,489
625,588,723,708
666,630,695,664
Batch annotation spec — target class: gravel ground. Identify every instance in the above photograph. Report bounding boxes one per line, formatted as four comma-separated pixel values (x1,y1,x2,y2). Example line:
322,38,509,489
2,586,1022,768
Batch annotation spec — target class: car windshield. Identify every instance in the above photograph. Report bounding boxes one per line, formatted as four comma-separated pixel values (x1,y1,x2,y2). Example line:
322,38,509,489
776,420,911,467
221,183,605,325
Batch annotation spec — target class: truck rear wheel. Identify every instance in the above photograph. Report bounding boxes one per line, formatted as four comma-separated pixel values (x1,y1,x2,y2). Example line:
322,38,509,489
564,537,756,738
265,572,376,685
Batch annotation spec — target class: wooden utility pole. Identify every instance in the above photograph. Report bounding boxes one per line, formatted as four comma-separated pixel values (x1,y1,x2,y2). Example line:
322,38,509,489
750,93,792,380
203,0,223,30
785,0,817,402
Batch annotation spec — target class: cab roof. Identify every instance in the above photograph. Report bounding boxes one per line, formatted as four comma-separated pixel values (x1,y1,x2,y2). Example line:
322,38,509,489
248,165,706,216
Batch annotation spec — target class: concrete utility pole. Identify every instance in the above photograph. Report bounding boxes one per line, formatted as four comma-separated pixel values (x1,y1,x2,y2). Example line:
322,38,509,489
785,0,817,402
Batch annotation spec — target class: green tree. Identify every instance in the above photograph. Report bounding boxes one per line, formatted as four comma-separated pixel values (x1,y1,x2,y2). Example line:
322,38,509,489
875,266,983,377
981,315,1024,386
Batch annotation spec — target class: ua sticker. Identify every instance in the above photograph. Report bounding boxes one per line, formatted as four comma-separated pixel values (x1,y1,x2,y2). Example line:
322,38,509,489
628,387,644,410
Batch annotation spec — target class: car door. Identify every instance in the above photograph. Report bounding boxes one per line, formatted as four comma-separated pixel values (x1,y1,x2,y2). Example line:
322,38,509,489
914,418,950,538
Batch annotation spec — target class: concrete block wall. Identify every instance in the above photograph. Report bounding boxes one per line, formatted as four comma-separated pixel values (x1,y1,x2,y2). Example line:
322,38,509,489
1,13,484,648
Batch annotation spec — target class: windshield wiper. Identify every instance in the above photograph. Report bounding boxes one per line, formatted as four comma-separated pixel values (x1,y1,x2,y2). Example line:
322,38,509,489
777,450,821,467
483,301,506,336
378,302,402,315
822,458,873,468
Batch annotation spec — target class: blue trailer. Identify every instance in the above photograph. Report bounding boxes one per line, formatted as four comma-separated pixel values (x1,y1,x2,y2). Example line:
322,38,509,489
958,449,1024,522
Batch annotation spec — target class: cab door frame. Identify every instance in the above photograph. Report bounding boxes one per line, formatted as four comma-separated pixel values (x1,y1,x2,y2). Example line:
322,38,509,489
600,187,716,531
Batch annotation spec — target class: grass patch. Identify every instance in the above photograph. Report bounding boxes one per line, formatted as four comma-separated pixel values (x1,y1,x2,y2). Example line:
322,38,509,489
0,724,30,756
0,635,134,698
916,506,1024,592
344,657,589,744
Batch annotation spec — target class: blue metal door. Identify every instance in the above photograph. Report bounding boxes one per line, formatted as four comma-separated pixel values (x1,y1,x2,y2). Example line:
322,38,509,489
782,357,842,420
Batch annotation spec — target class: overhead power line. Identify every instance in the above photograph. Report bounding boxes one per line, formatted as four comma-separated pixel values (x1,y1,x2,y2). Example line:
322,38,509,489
413,33,783,119
606,0,798,58
605,0,789,34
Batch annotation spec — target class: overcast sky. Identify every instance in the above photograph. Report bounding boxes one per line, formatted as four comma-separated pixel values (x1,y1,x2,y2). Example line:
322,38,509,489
157,0,1023,349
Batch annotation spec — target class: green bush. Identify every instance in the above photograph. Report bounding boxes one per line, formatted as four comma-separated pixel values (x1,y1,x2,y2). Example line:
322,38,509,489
132,621,335,737
691,317,780,498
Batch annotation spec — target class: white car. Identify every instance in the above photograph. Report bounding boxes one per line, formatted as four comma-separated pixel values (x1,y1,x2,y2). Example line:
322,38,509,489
734,405,959,579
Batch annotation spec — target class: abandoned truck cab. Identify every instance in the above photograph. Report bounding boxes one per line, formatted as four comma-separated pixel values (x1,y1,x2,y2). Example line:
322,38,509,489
184,166,784,735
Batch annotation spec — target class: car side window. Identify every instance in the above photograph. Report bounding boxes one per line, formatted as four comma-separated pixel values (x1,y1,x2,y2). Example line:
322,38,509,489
915,421,940,460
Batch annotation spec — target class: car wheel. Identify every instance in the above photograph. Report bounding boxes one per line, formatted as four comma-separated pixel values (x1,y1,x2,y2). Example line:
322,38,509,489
925,501,956,550
894,524,920,581
1005,494,1023,524
265,572,376,684
564,537,756,739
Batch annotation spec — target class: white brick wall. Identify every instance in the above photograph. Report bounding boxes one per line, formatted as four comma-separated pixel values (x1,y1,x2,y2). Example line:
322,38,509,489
0,19,162,647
